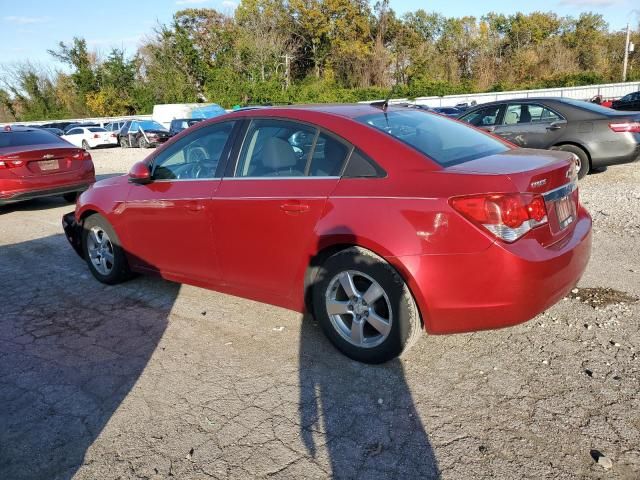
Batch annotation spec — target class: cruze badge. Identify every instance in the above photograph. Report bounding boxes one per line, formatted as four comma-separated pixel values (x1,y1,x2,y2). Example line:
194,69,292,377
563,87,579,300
530,179,547,189
42,154,55,160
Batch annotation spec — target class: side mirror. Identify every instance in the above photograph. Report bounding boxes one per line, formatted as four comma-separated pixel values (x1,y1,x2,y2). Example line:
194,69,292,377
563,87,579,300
128,161,152,184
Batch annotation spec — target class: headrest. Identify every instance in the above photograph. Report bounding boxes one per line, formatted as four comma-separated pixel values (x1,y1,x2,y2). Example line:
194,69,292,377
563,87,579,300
262,137,297,169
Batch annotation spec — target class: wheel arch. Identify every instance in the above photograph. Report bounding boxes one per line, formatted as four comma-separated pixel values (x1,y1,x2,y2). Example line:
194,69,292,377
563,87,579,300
550,141,592,167
303,240,426,331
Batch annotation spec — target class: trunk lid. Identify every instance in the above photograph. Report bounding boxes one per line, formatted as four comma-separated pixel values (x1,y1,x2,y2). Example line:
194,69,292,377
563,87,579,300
447,148,579,245
0,145,88,178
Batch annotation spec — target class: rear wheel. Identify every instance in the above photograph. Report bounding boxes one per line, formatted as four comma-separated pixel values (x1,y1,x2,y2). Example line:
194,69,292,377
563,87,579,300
120,137,128,148
311,247,422,364
81,140,90,150
552,144,589,179
82,214,132,285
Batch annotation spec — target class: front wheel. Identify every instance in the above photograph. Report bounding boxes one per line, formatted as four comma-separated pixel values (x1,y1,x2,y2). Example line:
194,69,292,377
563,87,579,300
138,136,149,148
311,247,422,364
82,214,132,285
120,137,128,148
81,140,91,150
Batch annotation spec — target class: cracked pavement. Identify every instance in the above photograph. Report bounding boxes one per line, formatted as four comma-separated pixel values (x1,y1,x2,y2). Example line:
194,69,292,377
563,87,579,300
1,148,639,479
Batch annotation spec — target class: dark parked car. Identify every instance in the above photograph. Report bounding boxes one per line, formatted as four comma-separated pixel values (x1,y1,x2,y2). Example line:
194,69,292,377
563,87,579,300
118,120,170,148
39,127,64,136
431,106,464,118
169,118,205,137
611,91,640,111
458,97,640,178
40,121,77,131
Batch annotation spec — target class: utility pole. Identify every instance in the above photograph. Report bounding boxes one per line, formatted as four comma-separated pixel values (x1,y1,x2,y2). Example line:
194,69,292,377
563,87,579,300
284,54,291,90
622,23,630,82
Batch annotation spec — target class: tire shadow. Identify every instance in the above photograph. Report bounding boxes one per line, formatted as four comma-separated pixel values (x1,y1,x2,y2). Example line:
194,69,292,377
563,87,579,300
299,232,440,478
0,233,178,480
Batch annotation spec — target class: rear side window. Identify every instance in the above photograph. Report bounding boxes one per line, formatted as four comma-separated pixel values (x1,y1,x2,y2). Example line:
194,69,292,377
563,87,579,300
343,150,384,178
461,105,502,127
88,127,107,133
307,133,350,176
356,110,509,167
0,130,64,148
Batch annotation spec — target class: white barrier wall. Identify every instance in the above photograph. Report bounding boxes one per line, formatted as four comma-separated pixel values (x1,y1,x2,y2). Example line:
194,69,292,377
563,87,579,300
413,81,640,107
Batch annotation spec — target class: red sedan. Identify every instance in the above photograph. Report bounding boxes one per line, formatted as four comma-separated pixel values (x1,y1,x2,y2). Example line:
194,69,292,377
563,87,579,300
62,105,592,363
1,126,95,205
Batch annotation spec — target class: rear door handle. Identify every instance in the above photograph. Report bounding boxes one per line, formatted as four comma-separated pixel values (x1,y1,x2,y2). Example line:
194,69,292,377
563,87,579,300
186,201,205,212
280,202,310,214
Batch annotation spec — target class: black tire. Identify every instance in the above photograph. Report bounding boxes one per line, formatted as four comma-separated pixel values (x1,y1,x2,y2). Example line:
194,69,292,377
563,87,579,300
120,137,128,148
82,214,132,285
311,247,422,364
82,140,91,150
138,136,149,148
62,192,78,203
552,144,589,179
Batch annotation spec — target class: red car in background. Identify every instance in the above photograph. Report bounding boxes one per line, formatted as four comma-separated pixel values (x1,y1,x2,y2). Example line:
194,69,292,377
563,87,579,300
62,105,592,363
1,126,95,205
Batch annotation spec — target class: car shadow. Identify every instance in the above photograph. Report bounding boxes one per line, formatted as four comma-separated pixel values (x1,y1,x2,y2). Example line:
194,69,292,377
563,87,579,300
299,232,440,478
0,233,178,480
0,196,74,214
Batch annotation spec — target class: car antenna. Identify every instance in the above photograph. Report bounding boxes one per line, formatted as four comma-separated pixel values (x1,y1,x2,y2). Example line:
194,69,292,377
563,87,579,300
371,83,397,111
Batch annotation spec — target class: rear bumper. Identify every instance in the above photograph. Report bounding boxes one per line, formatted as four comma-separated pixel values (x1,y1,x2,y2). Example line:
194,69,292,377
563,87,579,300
0,182,92,206
62,211,84,258
590,135,640,168
393,207,592,334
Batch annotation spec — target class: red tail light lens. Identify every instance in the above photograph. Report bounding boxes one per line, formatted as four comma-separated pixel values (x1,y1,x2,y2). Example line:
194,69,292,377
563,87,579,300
93,134,100,139
0,157,24,169
609,121,640,133
450,193,548,242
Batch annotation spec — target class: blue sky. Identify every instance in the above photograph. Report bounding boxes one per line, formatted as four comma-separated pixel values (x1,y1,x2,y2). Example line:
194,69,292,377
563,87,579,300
0,0,638,69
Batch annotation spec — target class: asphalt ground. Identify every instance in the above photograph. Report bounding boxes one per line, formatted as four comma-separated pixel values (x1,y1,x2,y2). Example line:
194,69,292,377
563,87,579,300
1,146,638,479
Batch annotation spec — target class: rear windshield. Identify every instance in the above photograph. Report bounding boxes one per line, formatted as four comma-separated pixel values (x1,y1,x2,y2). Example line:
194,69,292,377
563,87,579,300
355,110,509,167
559,98,617,115
88,127,107,132
0,130,65,148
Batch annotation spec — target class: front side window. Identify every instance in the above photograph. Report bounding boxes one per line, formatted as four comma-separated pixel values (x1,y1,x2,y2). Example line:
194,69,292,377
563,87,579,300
139,120,166,131
66,128,82,135
356,109,509,167
152,122,235,180
129,122,139,133
460,106,502,127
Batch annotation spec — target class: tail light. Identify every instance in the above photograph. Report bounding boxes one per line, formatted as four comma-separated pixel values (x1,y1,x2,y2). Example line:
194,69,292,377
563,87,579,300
110,133,116,138
93,134,100,139
0,156,24,169
450,193,548,242
72,151,92,160
609,121,640,133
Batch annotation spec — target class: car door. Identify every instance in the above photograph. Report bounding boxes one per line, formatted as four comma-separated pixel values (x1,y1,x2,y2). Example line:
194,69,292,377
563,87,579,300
213,118,350,301
493,103,566,148
121,121,239,282
127,121,139,145
62,128,84,147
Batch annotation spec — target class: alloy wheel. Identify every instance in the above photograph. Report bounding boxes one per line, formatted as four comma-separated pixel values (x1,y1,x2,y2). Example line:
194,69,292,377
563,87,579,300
87,226,115,276
325,270,393,348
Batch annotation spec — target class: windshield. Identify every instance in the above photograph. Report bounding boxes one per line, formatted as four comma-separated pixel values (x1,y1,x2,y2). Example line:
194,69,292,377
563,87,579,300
355,110,509,167
139,120,167,131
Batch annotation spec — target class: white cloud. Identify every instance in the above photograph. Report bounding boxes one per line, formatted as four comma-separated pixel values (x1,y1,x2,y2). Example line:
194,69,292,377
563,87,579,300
176,0,211,5
3,16,50,25
559,0,624,6
222,0,237,8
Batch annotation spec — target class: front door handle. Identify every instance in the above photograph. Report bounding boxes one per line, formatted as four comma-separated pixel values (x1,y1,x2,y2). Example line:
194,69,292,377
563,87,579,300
280,202,310,214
